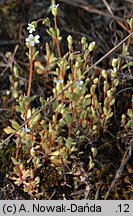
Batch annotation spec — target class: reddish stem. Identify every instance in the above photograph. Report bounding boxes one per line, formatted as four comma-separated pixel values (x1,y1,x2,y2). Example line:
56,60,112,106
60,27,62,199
54,16,61,58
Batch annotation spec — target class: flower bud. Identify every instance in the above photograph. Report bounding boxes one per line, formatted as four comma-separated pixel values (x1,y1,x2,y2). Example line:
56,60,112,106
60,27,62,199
92,125,97,131
91,147,98,157
30,148,36,157
111,67,117,78
93,78,98,84
81,37,87,44
107,90,113,97
102,70,107,79
67,35,73,45
42,17,51,27
75,61,80,69
50,4,59,16
90,84,96,94
88,41,95,52
52,7,58,16
121,114,126,125
112,58,117,67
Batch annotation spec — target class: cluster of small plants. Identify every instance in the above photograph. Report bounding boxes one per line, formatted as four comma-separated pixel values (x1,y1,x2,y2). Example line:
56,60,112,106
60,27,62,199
3,2,133,197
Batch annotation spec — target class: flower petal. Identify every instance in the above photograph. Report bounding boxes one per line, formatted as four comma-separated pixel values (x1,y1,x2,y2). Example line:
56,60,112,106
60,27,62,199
34,35,40,44
30,41,35,47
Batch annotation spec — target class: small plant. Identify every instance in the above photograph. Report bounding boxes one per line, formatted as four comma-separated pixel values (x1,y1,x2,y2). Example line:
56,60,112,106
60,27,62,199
3,1,133,198
0,47,22,99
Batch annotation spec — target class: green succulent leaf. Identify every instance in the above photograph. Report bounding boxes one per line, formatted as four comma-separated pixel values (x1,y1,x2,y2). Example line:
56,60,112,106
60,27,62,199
14,179,23,186
23,170,31,180
29,113,41,126
11,157,19,165
127,109,133,119
65,113,71,124
10,120,20,130
4,126,15,134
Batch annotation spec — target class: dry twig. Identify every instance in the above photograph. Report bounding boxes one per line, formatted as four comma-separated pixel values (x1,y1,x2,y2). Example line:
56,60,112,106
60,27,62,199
104,137,133,200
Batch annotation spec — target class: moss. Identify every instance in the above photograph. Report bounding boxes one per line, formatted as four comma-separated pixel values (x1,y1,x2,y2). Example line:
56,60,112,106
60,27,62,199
40,165,60,189
0,2,18,40
0,143,16,176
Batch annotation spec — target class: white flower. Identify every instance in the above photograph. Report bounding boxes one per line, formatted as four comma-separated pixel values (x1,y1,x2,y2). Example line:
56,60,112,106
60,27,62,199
75,80,84,86
50,3,59,16
27,21,37,33
26,34,40,47
50,3,59,10
27,23,35,33
23,127,31,133
75,80,84,90
54,79,63,84
88,41,96,52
